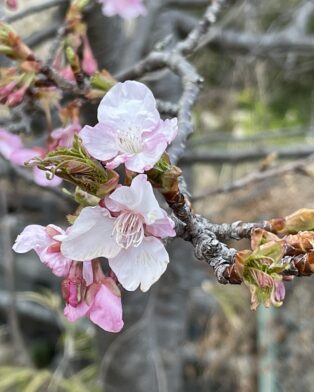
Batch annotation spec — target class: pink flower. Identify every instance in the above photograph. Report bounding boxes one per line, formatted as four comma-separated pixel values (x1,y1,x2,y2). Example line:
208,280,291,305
61,174,175,291
50,122,81,149
98,0,146,19
63,261,124,332
0,129,23,159
80,81,178,173
13,224,72,277
5,0,18,10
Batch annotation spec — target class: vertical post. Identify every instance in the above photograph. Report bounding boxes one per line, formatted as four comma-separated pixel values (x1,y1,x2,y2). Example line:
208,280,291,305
257,307,277,392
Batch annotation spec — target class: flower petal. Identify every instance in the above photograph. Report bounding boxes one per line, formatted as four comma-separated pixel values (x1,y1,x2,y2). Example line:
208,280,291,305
13,225,51,254
97,81,159,132
83,261,94,286
80,123,118,161
0,129,23,159
156,118,178,144
61,206,121,261
145,210,176,238
33,167,63,187
109,236,169,292
39,248,71,277
64,301,91,322
107,174,164,224
10,148,40,166
88,284,124,332
100,0,146,19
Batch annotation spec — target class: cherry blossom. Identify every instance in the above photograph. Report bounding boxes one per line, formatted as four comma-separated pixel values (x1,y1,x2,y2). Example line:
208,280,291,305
98,0,146,19
61,174,175,291
63,261,124,332
13,224,72,277
80,81,178,173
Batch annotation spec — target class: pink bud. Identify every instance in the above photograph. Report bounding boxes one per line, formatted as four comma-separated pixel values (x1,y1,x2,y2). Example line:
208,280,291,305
0,81,17,101
5,0,18,10
62,276,86,307
6,86,27,107
61,262,86,307
273,280,285,302
82,36,98,76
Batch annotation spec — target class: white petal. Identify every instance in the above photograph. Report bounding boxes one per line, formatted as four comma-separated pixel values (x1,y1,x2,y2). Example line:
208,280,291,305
109,237,169,292
108,174,164,224
61,206,121,261
97,81,160,131
79,123,119,161
13,225,49,253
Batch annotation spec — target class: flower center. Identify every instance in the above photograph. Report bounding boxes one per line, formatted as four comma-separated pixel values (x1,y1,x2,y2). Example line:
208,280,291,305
117,128,143,154
113,211,144,249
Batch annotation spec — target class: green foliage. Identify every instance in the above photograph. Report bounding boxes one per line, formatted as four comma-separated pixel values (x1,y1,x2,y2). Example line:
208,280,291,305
235,89,303,134
29,135,119,198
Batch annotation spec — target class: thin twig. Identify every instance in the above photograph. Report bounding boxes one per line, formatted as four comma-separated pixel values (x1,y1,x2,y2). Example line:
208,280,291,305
192,153,314,201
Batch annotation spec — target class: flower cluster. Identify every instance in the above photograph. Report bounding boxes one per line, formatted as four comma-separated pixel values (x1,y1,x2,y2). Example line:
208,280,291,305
13,81,179,332
0,65,37,107
52,0,98,82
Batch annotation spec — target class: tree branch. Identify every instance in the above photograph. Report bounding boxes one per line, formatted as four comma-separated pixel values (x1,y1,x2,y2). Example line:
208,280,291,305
192,153,314,201
181,145,314,164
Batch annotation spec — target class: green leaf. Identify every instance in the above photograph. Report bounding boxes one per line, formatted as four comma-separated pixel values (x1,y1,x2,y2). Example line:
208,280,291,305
28,135,119,198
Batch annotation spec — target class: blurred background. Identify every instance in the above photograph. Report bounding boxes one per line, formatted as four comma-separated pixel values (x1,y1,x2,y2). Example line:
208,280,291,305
1,0,314,391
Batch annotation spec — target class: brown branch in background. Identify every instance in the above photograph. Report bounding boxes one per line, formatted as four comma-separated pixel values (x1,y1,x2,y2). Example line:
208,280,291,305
181,145,314,164
176,0,228,55
192,153,314,201
165,0,210,7
188,126,311,147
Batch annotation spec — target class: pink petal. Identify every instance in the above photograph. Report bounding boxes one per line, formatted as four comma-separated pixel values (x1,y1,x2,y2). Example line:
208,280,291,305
124,119,178,172
0,129,23,159
10,148,41,166
80,123,119,161
97,81,159,132
61,206,121,261
100,0,146,19
50,122,80,149
13,224,50,254
105,154,128,170
88,284,124,332
109,236,169,292
64,301,91,322
39,249,72,277
32,167,62,187
156,118,178,144
145,210,176,238
83,261,94,286
107,174,164,224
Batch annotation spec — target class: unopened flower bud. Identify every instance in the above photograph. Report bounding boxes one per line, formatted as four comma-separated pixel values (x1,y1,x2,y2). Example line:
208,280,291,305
5,0,18,10
61,263,86,307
